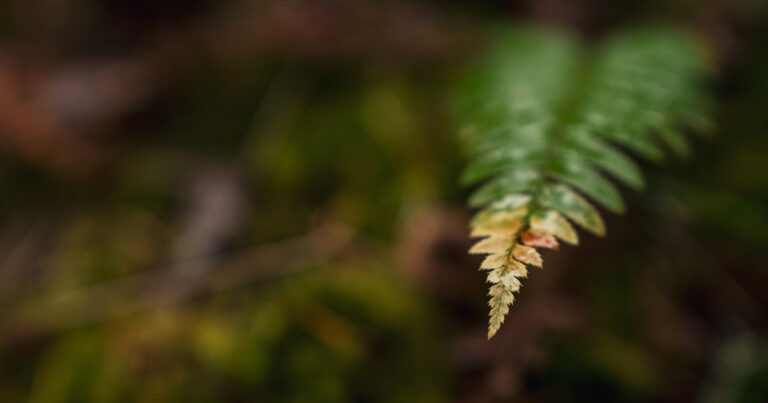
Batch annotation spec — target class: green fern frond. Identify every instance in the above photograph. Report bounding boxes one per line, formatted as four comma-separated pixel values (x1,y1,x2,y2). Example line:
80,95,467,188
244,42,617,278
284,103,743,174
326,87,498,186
456,26,712,339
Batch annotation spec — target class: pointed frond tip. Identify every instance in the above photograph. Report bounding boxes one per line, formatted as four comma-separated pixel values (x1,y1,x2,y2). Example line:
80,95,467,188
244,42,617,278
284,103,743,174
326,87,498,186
458,26,712,338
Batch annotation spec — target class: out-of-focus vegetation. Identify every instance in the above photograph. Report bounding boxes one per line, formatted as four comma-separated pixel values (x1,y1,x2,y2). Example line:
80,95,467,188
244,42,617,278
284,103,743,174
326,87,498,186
0,0,767,402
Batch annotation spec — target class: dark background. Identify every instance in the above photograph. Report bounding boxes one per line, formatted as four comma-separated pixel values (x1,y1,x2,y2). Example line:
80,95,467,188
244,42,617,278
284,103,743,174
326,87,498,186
0,0,767,402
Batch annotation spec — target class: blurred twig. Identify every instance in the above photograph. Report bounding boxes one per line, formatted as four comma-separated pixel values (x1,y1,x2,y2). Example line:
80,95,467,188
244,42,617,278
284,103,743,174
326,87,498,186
0,220,354,345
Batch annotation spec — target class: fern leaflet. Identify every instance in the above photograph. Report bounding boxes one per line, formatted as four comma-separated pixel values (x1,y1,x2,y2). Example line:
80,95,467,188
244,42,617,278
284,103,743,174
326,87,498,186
456,26,712,338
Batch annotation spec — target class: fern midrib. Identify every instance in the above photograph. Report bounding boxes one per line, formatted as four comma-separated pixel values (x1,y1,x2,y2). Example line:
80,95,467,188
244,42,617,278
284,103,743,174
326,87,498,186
526,47,597,222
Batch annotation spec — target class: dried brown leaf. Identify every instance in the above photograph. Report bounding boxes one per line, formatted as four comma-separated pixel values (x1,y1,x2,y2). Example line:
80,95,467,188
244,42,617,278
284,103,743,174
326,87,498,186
530,210,578,244
469,234,511,255
512,244,543,267
520,230,559,250
480,252,507,270
470,207,526,238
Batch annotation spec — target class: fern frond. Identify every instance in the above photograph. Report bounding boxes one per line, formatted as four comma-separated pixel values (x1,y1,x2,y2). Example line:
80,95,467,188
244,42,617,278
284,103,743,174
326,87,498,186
456,27,712,339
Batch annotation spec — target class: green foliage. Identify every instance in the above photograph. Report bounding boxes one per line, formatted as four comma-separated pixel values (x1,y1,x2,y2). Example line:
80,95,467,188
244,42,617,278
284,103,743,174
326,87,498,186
8,268,447,403
456,26,712,338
